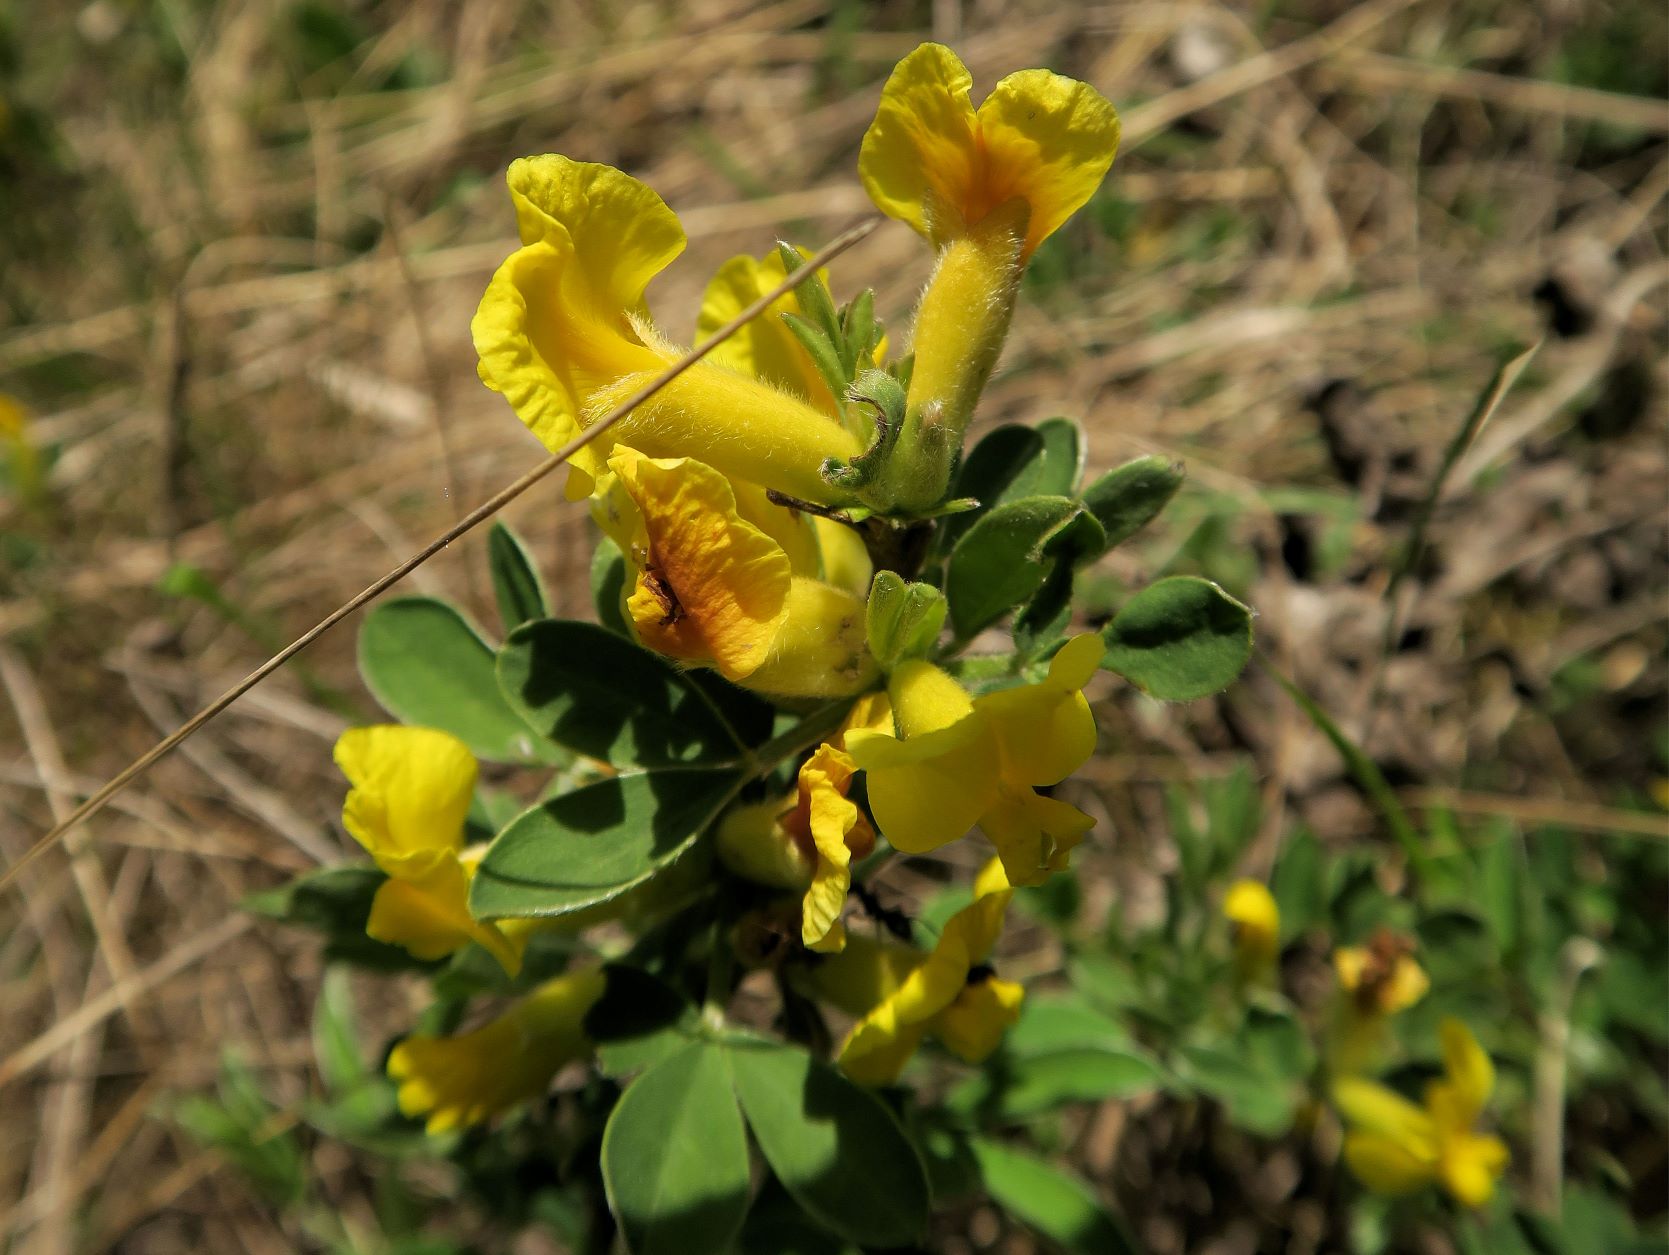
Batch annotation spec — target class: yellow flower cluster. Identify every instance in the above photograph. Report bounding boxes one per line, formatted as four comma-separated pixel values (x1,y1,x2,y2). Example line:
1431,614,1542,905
334,44,1129,1125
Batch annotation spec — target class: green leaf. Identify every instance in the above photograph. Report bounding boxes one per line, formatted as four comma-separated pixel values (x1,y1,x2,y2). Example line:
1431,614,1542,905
358,596,554,763
1176,1045,1296,1136
586,965,700,1077
470,768,741,918
782,312,851,403
1006,993,1133,1058
727,1039,929,1248
938,420,1085,554
949,1047,1165,1120
1100,576,1253,700
970,1138,1139,1255
497,620,747,768
591,536,631,637
1476,825,1523,957
865,571,947,666
312,969,366,1094
602,1041,751,1255
947,495,1086,639
737,1185,856,1255
1271,829,1326,943
244,866,433,972
1082,456,1186,549
488,520,549,632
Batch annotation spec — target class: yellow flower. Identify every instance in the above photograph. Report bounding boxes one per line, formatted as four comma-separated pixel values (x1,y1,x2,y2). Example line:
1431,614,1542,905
0,393,43,511
861,44,1122,258
1336,936,1430,1018
388,967,607,1133
847,635,1101,885
334,726,524,975
1328,932,1430,1074
858,46,1120,510
473,156,860,503
1334,1019,1509,1208
1223,880,1280,979
718,698,892,951
819,859,1024,1085
594,445,876,697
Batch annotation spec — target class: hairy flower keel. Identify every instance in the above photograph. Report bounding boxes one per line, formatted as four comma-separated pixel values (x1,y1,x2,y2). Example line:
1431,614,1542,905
473,156,860,503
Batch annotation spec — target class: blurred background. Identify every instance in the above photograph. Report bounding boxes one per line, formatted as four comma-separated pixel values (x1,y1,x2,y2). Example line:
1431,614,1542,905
1,1,1665,1251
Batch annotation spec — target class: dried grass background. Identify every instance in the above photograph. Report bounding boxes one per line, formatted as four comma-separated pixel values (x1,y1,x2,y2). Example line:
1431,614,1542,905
1,0,1665,1251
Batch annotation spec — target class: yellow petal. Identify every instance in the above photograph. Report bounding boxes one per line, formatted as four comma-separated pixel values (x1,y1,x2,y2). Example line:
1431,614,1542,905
1332,1077,1438,1151
859,45,1120,258
838,1011,932,1086
1437,1018,1494,1122
932,976,1024,1063
1381,956,1430,1014
335,726,477,864
1224,879,1281,967
1439,1132,1508,1208
729,478,823,578
848,720,1000,854
975,68,1122,258
472,241,663,497
798,745,873,952
978,786,1094,887
934,862,1015,970
888,658,975,736
505,156,686,312
366,852,524,975
976,634,1101,786
476,162,861,504
696,249,836,411
610,447,792,679
803,933,924,1017
1343,1131,1439,1197
838,691,895,744
387,968,606,1133
858,43,981,245
1334,946,1368,992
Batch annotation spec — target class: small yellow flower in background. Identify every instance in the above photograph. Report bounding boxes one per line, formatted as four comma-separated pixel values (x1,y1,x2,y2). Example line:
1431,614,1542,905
334,726,525,975
388,967,607,1133
814,858,1024,1085
1223,879,1280,980
847,635,1101,886
1328,930,1430,1074
857,44,1120,510
1333,1018,1509,1208
473,156,860,504
1336,933,1431,1018
0,393,43,512
594,446,875,697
